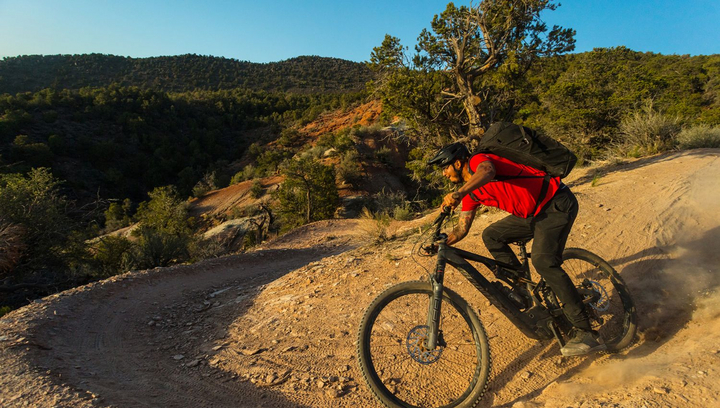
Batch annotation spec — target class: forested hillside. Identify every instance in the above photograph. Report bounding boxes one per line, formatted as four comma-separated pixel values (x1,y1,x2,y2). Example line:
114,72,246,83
518,48,720,158
0,54,373,94
0,85,363,201
2,48,720,313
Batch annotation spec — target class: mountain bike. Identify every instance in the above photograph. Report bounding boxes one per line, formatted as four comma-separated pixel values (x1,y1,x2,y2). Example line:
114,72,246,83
357,207,637,408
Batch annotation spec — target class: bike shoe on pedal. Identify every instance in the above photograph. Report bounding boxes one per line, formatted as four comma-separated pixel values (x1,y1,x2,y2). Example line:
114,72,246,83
560,329,607,357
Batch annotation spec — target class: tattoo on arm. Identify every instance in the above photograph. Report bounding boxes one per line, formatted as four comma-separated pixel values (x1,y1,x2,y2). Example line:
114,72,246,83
448,210,475,245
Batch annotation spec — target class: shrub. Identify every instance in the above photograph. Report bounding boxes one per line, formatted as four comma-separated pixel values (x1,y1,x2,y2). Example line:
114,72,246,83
393,204,414,221
188,237,226,261
130,186,195,268
617,102,681,156
231,164,257,184
192,171,217,198
374,189,406,215
256,148,294,176
0,306,12,317
358,207,395,243
277,128,301,147
376,146,393,165
91,235,134,277
351,124,383,139
250,179,264,198
302,145,326,159
337,150,362,187
317,130,355,152
0,168,74,272
676,125,720,149
127,228,190,269
104,199,133,231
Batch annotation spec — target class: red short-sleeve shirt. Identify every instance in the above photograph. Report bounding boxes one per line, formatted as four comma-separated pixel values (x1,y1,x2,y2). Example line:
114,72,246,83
460,153,561,218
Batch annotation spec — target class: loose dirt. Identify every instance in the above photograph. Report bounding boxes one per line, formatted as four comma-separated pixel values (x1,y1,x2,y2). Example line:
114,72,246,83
2,149,720,407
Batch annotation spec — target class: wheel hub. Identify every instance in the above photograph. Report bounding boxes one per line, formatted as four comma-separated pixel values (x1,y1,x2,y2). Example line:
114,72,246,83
406,325,444,364
582,279,610,311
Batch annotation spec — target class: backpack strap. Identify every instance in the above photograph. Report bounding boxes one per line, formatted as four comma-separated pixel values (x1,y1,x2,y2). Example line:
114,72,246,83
468,154,543,181
529,175,552,216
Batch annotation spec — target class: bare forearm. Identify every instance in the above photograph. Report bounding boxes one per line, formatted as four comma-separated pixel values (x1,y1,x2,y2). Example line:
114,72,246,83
446,210,475,246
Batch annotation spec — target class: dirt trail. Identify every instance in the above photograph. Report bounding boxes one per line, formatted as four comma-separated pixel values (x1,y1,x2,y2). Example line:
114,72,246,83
2,150,720,408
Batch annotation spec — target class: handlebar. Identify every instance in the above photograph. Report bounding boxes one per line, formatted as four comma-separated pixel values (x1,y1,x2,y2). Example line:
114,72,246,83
431,206,453,240
420,207,453,256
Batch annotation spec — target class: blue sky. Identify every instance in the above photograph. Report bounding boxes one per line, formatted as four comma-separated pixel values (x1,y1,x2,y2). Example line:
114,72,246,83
1,0,718,63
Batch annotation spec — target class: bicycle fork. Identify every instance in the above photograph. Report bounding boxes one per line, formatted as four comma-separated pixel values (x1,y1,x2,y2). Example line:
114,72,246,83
425,246,448,350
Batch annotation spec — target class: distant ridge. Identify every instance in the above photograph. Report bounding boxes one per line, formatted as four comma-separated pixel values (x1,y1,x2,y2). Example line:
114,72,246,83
0,54,374,95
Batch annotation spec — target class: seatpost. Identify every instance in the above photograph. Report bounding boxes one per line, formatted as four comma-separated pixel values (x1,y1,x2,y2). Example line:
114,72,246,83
518,243,529,273
517,243,541,307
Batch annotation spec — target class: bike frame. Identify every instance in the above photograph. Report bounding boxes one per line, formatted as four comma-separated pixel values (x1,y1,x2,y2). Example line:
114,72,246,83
424,214,567,350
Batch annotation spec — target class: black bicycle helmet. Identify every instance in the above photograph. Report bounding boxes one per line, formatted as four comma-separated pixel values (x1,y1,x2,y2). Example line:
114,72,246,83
427,142,470,166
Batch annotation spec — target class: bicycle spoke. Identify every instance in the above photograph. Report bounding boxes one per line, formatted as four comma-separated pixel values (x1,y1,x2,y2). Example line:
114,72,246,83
362,285,488,407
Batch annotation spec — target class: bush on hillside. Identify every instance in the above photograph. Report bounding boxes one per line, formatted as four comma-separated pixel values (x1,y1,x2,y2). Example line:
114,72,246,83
250,179,264,198
231,165,257,185
0,168,75,274
130,186,195,269
337,150,362,188
616,102,682,157
126,228,190,269
373,189,413,221
676,125,720,149
192,171,217,198
89,235,134,277
104,198,134,231
135,186,193,236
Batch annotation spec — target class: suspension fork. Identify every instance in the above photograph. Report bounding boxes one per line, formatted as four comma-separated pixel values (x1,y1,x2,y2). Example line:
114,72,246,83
426,243,448,350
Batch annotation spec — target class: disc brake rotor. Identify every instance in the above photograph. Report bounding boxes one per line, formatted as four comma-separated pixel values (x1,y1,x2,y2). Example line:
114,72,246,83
585,279,610,311
406,325,443,364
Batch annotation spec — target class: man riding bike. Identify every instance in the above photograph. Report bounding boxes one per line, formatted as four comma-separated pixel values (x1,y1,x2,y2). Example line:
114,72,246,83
428,140,605,357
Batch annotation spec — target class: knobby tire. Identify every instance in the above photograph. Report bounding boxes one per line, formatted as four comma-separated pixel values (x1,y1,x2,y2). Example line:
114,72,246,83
357,281,491,408
562,248,637,352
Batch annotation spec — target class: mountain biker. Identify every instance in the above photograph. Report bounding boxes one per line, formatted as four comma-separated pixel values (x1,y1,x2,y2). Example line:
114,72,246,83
428,141,606,357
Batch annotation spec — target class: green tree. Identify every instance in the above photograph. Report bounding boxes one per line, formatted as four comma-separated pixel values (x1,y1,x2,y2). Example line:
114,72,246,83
370,0,574,141
0,168,74,272
275,157,339,228
131,186,194,269
135,186,193,236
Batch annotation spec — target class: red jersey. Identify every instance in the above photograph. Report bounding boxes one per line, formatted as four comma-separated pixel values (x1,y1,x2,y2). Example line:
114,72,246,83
460,153,561,218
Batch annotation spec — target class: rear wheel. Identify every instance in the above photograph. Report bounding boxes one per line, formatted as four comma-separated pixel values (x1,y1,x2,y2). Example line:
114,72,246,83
357,281,491,408
562,248,637,352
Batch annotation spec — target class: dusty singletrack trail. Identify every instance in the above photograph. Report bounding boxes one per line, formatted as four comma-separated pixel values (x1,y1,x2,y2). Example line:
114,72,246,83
2,150,720,407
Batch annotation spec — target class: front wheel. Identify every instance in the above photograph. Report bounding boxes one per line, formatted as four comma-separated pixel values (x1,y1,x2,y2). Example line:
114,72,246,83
562,248,637,352
357,281,491,408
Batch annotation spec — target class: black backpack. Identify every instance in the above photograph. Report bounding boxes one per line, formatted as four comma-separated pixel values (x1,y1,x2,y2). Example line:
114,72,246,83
477,122,577,178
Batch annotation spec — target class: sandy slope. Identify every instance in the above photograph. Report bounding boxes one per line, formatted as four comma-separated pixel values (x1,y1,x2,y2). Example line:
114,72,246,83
1,149,720,408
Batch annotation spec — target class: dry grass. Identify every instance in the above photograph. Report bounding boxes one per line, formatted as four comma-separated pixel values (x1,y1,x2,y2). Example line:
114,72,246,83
676,125,720,149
